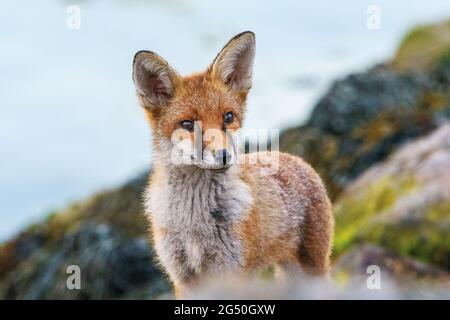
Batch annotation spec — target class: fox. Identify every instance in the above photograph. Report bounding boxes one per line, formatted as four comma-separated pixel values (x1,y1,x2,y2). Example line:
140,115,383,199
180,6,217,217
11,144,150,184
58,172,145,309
132,31,334,298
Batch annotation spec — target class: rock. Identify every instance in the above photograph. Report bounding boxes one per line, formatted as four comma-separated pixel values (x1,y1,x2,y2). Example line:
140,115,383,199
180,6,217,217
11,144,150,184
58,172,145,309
333,244,450,286
188,245,450,299
332,244,450,299
333,124,450,269
0,174,171,299
280,21,450,199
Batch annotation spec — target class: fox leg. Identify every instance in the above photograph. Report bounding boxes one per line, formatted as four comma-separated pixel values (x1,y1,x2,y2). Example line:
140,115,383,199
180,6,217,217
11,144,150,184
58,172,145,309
298,241,330,277
297,204,333,277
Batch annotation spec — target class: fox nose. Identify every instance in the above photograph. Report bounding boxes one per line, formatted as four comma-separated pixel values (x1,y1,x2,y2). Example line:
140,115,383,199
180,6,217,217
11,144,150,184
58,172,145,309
215,149,231,166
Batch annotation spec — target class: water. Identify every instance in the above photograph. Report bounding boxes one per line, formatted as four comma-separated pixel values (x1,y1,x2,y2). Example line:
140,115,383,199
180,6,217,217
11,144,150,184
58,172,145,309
1,0,449,240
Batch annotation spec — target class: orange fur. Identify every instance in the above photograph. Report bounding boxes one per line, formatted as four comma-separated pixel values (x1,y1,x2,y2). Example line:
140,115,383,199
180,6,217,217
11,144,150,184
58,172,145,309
133,32,334,298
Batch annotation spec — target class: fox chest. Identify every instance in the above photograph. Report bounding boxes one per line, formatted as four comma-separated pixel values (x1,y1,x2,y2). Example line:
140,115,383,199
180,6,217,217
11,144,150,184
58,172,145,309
146,179,253,280
151,203,242,280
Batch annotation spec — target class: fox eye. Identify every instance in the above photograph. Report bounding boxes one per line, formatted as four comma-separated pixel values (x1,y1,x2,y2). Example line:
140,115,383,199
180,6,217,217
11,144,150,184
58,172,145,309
181,120,194,131
224,112,234,125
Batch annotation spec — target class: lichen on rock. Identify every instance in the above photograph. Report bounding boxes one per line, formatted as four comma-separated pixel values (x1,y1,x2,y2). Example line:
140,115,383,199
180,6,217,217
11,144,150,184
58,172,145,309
334,124,450,269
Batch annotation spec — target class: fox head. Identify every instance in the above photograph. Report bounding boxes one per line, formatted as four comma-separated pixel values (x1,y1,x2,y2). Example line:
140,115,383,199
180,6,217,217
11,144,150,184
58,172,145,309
132,31,255,171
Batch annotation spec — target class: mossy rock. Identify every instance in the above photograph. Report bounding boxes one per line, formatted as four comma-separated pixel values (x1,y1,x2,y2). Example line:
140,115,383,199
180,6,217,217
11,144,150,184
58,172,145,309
334,176,417,256
332,244,450,293
391,20,450,73
333,124,450,269
281,20,450,200
0,172,172,299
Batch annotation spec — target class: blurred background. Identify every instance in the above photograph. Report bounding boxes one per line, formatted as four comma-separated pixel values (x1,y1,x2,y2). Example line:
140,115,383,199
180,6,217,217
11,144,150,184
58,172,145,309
0,0,449,299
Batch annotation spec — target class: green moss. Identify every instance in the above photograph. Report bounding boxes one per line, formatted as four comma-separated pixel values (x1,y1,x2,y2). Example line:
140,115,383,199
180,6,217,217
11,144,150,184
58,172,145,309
419,91,450,113
364,220,450,269
333,176,417,257
398,25,432,48
427,201,450,222
352,112,399,151
391,20,450,72
337,198,450,269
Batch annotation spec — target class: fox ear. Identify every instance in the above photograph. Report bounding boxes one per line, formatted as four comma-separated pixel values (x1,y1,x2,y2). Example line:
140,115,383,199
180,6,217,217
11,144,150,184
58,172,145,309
132,51,180,109
210,31,255,94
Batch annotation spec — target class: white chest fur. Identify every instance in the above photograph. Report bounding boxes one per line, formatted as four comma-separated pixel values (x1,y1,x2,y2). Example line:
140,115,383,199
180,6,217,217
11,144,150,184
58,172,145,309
145,167,253,282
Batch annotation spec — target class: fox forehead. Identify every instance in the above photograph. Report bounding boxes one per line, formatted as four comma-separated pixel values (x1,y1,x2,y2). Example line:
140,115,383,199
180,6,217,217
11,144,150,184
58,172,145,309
151,73,245,137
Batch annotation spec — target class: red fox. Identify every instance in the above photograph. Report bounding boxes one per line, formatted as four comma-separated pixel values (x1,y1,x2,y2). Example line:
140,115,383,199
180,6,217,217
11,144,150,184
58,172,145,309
132,31,334,298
